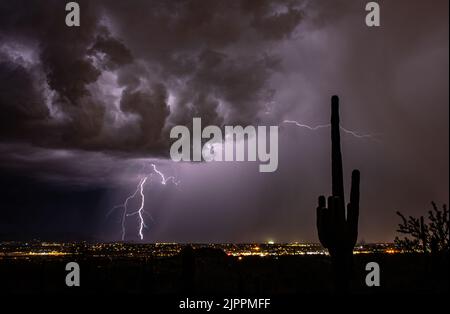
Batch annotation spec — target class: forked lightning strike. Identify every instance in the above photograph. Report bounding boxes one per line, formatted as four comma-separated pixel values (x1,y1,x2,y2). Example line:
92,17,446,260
151,163,179,185
113,119,372,240
125,177,148,240
111,163,179,241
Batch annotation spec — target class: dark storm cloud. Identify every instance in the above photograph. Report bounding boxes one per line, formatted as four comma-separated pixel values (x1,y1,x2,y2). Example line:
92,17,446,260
103,0,303,128
0,0,304,158
120,82,170,150
0,0,101,102
0,0,157,154
0,0,129,152
0,59,49,139
89,33,133,71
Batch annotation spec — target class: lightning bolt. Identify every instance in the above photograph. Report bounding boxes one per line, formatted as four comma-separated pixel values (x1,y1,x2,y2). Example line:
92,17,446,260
150,163,179,185
110,163,179,241
282,120,380,140
124,177,148,240
283,120,330,131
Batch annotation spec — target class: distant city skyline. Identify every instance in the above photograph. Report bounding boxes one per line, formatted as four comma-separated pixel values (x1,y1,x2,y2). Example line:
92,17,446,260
0,241,399,259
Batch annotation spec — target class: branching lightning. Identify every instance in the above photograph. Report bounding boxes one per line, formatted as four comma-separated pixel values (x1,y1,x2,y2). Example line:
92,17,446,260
124,177,148,240
151,163,179,185
110,117,374,241
282,120,380,140
110,163,179,241
283,120,330,131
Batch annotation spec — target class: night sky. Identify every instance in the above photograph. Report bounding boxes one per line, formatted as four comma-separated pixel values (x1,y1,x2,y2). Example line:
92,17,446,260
0,0,448,243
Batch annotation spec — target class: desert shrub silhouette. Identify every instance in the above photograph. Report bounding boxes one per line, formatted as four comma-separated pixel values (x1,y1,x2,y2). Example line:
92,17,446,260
395,202,449,254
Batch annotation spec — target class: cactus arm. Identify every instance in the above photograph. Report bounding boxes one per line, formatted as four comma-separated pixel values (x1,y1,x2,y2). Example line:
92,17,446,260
347,169,360,248
317,195,330,248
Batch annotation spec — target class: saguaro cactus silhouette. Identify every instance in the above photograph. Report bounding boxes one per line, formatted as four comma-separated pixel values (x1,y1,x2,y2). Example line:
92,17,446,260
316,95,360,291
